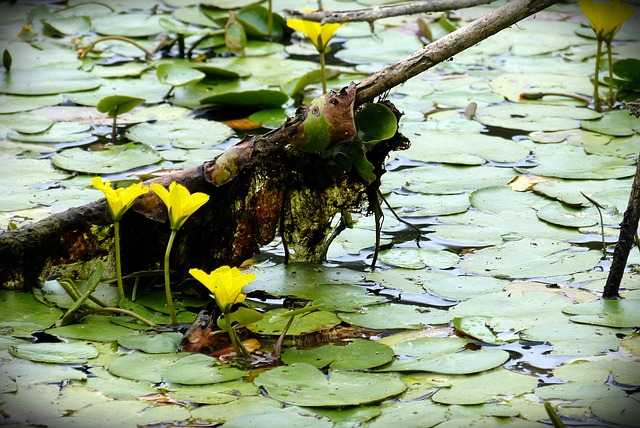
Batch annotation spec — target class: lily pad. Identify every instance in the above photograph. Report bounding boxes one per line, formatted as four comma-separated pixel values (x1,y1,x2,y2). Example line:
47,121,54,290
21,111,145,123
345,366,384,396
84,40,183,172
405,132,530,165
460,238,603,279
490,73,592,103
247,308,341,336
377,337,510,374
453,316,503,344
378,248,459,269
562,299,640,328
521,322,621,356
255,363,406,407
281,339,395,370
581,109,640,137
0,94,63,114
92,13,164,37
108,352,191,383
536,201,601,228
0,67,100,95
475,103,601,132
117,332,182,354
383,192,470,217
7,121,93,143
224,407,333,428
47,315,135,342
156,63,205,87
431,368,538,405
592,397,640,427
96,95,145,117
161,353,247,385
533,178,631,208
126,118,233,149
52,143,161,174
9,342,99,364
0,290,63,336
338,303,452,330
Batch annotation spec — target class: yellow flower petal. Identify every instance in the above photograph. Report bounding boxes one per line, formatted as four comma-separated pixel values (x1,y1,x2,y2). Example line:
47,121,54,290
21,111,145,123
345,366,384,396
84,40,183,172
287,9,344,52
92,177,148,221
189,265,255,312
151,182,210,230
578,0,634,41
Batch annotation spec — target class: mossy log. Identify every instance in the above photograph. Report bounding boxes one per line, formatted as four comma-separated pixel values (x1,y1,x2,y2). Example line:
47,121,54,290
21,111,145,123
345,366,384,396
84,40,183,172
0,0,562,291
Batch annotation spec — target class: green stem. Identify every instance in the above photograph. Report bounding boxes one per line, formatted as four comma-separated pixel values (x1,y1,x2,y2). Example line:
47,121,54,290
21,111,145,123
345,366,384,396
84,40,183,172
593,38,603,111
114,221,125,299
223,308,251,359
319,51,327,94
78,307,158,327
164,229,179,326
79,35,153,60
606,41,614,108
267,0,273,40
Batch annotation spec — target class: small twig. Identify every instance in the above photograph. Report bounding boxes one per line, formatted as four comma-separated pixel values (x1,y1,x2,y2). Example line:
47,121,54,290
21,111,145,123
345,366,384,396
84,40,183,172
78,35,154,60
370,190,383,270
520,91,591,103
272,315,295,359
379,190,422,247
285,0,496,24
78,307,158,327
581,192,608,260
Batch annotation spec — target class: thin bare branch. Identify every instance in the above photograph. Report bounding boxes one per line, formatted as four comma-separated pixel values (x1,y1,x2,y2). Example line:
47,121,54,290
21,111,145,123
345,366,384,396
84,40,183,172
285,0,497,24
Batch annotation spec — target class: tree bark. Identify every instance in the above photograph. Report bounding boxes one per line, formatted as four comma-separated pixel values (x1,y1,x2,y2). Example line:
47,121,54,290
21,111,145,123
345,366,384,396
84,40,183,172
0,0,562,291
603,157,640,299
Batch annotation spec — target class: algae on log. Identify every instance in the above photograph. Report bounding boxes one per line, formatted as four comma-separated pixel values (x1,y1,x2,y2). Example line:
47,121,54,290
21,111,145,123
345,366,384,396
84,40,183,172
0,0,562,291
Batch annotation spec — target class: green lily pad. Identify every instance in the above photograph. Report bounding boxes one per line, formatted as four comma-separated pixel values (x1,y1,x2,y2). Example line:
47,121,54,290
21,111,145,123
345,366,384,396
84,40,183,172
584,134,640,159
247,308,340,336
224,407,333,428
0,94,63,113
536,201,602,228
520,143,636,179
161,353,247,385
338,303,452,330
200,88,289,108
108,352,191,383
96,95,145,117
366,400,447,428
64,77,167,106
533,178,631,208
126,118,233,149
522,321,621,356
42,16,91,35
581,109,640,137
7,121,92,143
475,103,601,132
383,192,470,217
0,67,100,95
0,357,87,386
156,63,205,87
0,112,53,134
52,143,161,174
281,339,395,370
0,290,63,336
47,315,136,342
405,132,530,165
431,368,538,405
554,358,640,386
168,380,259,405
562,299,640,328
421,273,507,301
9,342,99,364
254,363,406,407
378,248,459,269
592,397,640,427
92,13,164,37
536,383,627,401
92,62,151,78
490,73,592,103
117,332,182,354
86,371,158,400
453,316,503,344
461,238,603,279
275,283,388,312
377,337,510,374
356,103,397,144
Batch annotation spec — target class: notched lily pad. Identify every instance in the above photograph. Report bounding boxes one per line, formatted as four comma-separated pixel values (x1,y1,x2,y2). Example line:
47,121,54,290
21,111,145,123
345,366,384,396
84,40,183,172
562,299,640,328
126,117,233,149
9,342,99,364
281,339,395,370
378,247,459,269
52,143,161,173
161,353,247,385
255,363,406,407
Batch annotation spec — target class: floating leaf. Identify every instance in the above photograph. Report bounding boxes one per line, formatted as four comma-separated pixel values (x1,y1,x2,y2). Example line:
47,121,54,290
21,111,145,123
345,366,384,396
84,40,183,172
117,332,182,354
47,315,135,342
92,13,164,37
255,363,406,407
0,67,100,95
581,109,640,137
7,122,92,143
378,248,459,269
42,16,91,35
126,118,233,149
377,337,509,373
431,368,538,405
0,94,63,114
521,322,621,356
536,201,601,228
247,308,340,336
453,316,503,344
356,103,397,145
108,352,190,383
52,143,161,174
281,339,395,370
161,354,247,385
338,303,452,330
156,63,205,87
562,299,640,328
591,397,640,427
461,238,603,279
96,95,145,117
9,342,98,364
475,103,601,132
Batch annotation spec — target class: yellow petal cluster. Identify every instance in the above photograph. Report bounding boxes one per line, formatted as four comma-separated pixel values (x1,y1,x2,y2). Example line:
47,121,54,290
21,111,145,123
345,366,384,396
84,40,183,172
287,9,343,52
91,177,149,222
578,0,634,42
150,182,210,231
189,266,256,311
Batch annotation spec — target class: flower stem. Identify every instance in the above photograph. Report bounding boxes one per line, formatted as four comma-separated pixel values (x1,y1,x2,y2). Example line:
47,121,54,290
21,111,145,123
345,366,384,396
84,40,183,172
114,221,125,300
319,51,327,94
593,38,603,111
163,229,179,326
606,41,614,108
267,0,273,40
223,308,251,359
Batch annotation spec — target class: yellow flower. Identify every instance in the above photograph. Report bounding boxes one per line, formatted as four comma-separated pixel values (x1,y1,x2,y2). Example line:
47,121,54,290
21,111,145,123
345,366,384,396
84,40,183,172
189,266,256,311
91,177,149,221
578,0,634,42
287,9,343,52
150,182,210,230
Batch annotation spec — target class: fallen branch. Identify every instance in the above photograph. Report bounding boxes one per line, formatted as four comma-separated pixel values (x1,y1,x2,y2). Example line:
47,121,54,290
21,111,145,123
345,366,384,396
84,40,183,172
0,0,562,291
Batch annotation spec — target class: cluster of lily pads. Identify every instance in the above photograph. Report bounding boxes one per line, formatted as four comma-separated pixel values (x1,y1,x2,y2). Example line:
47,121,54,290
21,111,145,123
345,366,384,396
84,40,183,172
1,0,640,427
